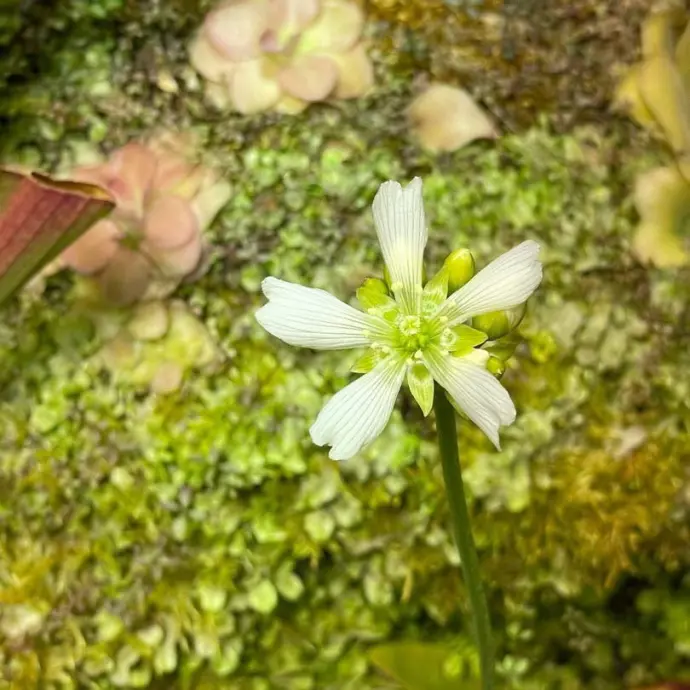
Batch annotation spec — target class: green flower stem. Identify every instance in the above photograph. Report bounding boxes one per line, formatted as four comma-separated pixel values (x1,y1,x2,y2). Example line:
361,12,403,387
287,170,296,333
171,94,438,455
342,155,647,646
433,386,495,690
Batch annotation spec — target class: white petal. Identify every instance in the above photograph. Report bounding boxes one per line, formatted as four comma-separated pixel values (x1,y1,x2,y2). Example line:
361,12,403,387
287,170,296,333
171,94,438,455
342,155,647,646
438,240,542,325
372,177,427,311
424,349,516,449
256,277,374,350
310,357,406,460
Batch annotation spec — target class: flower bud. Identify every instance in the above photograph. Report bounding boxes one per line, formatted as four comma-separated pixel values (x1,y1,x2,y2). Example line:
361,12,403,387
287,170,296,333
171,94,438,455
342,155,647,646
486,356,506,378
443,248,475,293
473,303,526,340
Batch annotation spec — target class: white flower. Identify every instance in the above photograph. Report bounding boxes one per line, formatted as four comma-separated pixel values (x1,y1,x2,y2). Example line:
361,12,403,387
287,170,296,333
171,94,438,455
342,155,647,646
256,177,543,460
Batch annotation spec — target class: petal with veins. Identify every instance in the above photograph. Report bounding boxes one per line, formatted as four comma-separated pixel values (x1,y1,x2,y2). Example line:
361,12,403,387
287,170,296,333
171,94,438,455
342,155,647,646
372,177,427,312
310,357,406,460
256,277,375,350
438,240,542,326
425,349,516,449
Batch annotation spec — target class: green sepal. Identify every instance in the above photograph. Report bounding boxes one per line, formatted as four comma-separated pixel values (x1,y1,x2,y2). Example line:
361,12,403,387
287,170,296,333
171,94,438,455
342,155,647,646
483,332,521,361
350,348,386,374
407,362,434,416
445,324,488,355
356,278,392,311
422,267,449,312
383,265,392,289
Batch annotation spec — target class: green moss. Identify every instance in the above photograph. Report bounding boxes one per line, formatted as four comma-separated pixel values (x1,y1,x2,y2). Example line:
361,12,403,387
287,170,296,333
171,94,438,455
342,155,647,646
1,3,690,687
1,118,688,689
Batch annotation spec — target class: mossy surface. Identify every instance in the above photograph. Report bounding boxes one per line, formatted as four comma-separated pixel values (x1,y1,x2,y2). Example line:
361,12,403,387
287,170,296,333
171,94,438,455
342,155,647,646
2,2,690,689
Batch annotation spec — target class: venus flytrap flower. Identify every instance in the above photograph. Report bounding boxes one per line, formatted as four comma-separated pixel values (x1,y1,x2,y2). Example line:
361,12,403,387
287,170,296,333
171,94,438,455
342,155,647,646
256,177,542,460
257,178,542,689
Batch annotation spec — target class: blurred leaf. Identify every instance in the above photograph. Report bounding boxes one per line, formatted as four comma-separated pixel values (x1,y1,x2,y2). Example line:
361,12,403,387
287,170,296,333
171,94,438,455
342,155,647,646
0,168,114,304
369,642,481,690
632,164,690,267
638,55,690,153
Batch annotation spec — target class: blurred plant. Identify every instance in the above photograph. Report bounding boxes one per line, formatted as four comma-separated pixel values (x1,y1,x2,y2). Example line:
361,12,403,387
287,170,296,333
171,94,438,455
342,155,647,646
0,167,113,305
407,83,497,153
87,298,224,394
54,133,231,306
369,640,480,689
1,119,684,689
614,2,690,267
0,0,25,47
189,0,374,114
366,0,447,29
481,438,687,593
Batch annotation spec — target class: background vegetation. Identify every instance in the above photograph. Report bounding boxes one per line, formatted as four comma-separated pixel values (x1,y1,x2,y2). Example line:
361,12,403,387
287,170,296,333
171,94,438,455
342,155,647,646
1,0,689,688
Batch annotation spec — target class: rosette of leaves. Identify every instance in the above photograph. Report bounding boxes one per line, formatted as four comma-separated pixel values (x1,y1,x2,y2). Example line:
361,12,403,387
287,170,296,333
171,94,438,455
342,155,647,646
55,133,231,306
189,0,374,115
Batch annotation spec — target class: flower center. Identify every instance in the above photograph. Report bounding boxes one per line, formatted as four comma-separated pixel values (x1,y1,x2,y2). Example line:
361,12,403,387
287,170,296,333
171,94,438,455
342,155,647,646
395,313,434,354
365,304,452,360
359,279,487,373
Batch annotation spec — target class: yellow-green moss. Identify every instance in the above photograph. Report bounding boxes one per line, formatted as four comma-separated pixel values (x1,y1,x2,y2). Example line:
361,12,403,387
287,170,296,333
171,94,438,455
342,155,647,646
1,2,690,688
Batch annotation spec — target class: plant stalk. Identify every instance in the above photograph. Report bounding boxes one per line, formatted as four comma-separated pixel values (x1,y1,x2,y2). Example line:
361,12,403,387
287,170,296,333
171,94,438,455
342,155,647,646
433,386,495,690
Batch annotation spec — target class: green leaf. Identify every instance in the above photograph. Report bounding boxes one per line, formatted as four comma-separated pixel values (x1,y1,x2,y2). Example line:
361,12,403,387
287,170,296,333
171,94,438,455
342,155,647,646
407,363,434,416
369,642,481,690
212,639,242,676
247,580,278,614
641,7,683,59
0,168,114,305
275,563,304,601
676,19,690,84
196,583,227,613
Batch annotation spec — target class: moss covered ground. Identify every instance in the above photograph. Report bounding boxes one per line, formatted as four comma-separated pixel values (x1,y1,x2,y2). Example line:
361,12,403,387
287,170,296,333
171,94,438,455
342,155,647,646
1,1,690,688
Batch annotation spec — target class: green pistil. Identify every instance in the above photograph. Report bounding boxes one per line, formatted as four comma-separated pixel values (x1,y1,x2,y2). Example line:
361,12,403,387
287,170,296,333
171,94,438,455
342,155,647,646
364,302,446,359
